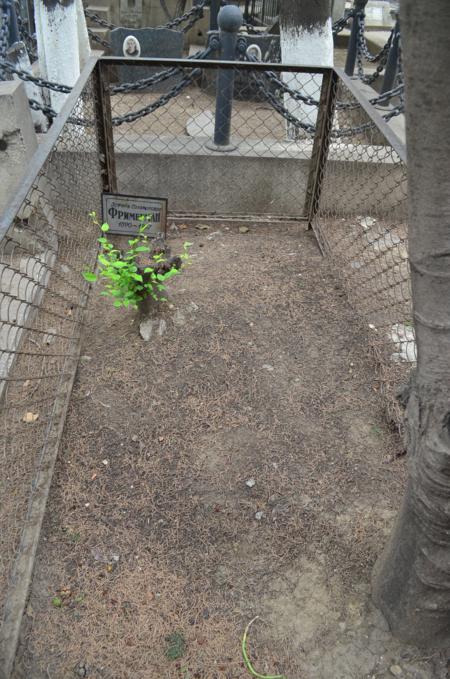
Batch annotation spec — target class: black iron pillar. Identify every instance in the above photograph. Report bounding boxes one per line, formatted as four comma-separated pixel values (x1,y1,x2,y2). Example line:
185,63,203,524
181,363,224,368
344,0,368,76
381,16,400,95
209,0,221,31
210,4,243,151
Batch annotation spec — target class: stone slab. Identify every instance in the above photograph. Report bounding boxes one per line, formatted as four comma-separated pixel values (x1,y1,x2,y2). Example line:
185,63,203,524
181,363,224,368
110,27,184,92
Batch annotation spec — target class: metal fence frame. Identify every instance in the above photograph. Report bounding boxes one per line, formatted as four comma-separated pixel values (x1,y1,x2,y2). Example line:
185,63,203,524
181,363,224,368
0,55,102,679
99,55,334,223
0,53,408,678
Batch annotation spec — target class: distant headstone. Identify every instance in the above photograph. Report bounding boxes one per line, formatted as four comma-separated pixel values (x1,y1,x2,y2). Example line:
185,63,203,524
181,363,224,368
364,1,394,29
110,27,184,92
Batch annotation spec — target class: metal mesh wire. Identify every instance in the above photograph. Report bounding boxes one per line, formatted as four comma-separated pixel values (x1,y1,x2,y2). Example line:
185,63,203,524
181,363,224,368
107,61,323,220
0,55,411,673
312,74,411,427
0,67,102,651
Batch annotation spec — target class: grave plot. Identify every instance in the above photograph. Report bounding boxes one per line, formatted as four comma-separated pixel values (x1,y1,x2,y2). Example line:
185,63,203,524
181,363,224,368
14,222,438,679
1,55,438,679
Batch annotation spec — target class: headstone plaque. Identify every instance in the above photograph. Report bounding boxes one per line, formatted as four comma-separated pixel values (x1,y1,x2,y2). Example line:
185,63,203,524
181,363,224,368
110,27,184,92
102,193,167,237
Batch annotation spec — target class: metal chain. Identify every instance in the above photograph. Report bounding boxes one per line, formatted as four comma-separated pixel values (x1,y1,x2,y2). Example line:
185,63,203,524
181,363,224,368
358,18,393,62
179,5,204,33
110,44,212,94
356,13,390,84
0,0,12,61
248,53,404,113
250,57,402,139
28,97,94,126
0,57,72,91
162,0,205,30
85,0,206,32
251,71,316,134
111,65,180,94
16,10,37,58
84,8,115,30
332,9,354,37
112,68,199,125
87,27,111,49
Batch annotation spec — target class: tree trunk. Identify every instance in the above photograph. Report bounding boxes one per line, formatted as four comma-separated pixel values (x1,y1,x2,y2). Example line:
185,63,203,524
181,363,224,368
34,0,90,112
372,0,450,648
279,0,333,136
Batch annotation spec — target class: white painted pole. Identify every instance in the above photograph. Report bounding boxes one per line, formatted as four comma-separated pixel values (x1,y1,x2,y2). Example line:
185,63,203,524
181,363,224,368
34,0,91,113
280,10,333,138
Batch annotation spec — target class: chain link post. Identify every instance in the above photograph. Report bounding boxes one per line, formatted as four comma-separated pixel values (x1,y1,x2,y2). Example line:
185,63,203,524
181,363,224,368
345,0,367,76
380,15,400,96
8,0,19,46
304,69,338,227
209,0,220,32
93,61,117,193
209,5,242,150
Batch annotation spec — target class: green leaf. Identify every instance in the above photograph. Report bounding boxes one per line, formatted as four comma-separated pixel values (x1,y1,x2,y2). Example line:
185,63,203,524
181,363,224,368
134,246,150,253
113,300,122,308
101,223,110,232
82,271,97,282
51,596,63,608
165,632,186,661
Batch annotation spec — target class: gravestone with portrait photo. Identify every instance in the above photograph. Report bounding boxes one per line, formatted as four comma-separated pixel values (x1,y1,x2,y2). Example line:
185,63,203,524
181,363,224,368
110,27,184,92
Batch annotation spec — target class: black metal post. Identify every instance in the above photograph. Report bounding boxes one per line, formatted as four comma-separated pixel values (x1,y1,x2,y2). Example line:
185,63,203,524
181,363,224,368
93,62,117,194
8,0,20,46
209,0,220,31
304,69,338,232
344,0,368,76
380,17,400,95
211,4,243,149
243,0,250,22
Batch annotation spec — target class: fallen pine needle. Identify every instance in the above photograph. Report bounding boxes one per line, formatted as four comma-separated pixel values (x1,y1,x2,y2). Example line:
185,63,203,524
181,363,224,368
241,616,286,679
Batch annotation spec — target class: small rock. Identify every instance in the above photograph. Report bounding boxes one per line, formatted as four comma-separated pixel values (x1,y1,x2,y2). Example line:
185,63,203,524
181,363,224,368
75,663,89,677
102,459,109,466
262,364,274,372
360,216,376,230
173,310,186,327
80,355,92,362
245,478,256,488
60,264,70,274
338,622,346,632
389,665,403,677
255,511,264,521
195,224,209,231
169,222,180,235
186,301,199,313
44,328,56,345
139,318,154,341
131,435,138,442
158,319,167,337
239,226,249,234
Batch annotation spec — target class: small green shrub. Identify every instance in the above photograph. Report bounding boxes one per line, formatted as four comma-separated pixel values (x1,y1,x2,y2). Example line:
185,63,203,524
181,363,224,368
83,212,191,309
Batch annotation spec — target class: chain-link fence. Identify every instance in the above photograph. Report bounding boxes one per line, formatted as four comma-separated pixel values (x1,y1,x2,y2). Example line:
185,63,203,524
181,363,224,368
0,53,410,675
311,68,410,429
104,57,329,221
0,59,103,677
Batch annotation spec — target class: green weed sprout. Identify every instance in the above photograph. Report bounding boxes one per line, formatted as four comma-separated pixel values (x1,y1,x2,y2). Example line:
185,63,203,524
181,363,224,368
83,211,191,309
242,617,285,679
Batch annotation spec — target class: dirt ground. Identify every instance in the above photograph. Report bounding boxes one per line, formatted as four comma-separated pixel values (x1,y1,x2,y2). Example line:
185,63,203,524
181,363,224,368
13,223,449,679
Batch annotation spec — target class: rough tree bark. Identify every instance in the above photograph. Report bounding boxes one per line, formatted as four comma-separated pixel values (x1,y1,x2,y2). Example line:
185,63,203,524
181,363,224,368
372,0,450,647
34,0,90,112
279,0,333,135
